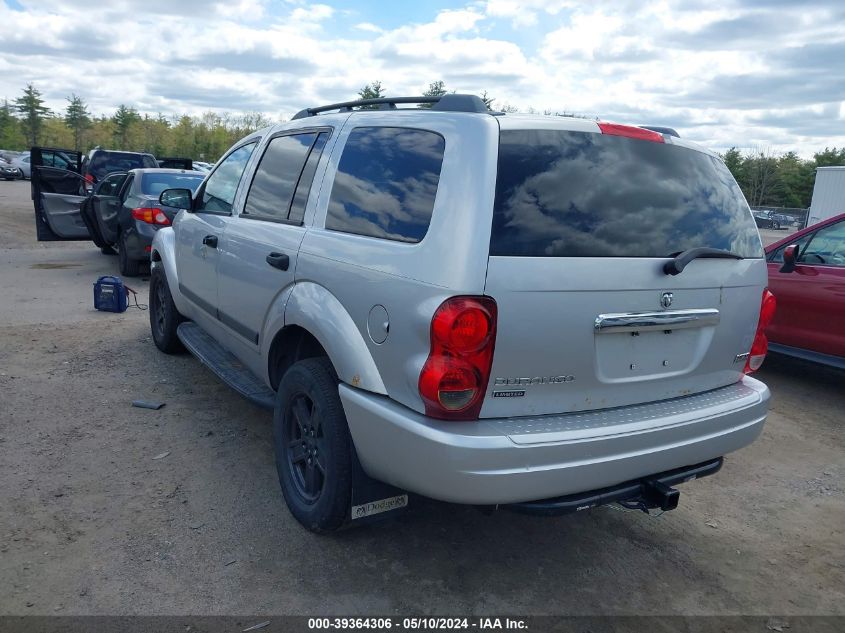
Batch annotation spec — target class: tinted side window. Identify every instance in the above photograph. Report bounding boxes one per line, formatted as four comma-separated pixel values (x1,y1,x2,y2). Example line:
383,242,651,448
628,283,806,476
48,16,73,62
492,130,764,258
289,133,329,224
97,173,127,197
119,175,134,203
325,127,445,243
244,133,318,221
198,143,257,214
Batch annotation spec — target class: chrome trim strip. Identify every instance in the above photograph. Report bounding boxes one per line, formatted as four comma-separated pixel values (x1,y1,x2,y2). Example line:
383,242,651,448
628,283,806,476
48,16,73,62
594,309,720,333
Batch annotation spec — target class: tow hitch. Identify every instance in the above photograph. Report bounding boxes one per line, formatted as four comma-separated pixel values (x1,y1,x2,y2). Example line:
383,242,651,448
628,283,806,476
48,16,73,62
504,457,723,517
642,479,680,512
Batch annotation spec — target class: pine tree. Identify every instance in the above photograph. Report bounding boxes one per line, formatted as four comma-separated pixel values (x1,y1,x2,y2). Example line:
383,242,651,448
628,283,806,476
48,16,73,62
419,80,447,108
112,104,140,149
64,94,91,151
14,84,51,147
357,81,385,109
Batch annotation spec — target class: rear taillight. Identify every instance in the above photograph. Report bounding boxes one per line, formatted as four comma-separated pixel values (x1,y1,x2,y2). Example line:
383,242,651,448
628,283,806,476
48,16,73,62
84,174,95,185
131,207,171,226
744,289,776,374
419,296,497,420
598,122,665,143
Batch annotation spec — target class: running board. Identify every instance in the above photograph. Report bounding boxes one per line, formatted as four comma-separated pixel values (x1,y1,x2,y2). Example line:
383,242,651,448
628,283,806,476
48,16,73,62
177,322,275,410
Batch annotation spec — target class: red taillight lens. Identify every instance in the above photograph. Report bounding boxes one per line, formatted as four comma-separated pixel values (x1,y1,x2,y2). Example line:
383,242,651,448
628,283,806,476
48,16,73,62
432,300,492,352
84,174,94,184
744,289,776,374
419,296,497,420
131,207,171,226
598,122,665,143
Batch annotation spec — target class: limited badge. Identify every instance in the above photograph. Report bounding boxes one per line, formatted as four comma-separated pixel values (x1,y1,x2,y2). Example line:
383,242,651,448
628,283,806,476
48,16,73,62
493,390,526,398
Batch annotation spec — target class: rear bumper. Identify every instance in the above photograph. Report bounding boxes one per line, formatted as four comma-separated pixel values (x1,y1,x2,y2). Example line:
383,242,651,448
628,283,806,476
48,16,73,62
341,377,770,505
125,222,161,260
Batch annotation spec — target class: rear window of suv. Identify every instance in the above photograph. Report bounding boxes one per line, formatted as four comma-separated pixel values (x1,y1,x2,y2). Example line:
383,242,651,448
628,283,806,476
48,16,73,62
325,127,445,243
88,152,158,180
491,130,763,258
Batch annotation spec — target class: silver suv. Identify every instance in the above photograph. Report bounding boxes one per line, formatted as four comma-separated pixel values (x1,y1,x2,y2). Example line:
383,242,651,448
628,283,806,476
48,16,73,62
149,94,773,532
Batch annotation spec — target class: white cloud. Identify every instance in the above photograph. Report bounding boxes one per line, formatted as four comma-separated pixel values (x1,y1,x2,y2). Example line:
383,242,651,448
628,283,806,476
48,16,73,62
0,0,842,157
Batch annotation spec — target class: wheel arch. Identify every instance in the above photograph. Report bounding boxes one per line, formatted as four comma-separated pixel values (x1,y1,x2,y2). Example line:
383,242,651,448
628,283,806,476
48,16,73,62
149,228,189,315
266,281,387,395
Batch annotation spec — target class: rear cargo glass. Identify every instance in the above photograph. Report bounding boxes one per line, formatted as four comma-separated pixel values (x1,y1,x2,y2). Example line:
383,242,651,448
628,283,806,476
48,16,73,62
140,172,204,197
89,152,157,179
491,130,763,258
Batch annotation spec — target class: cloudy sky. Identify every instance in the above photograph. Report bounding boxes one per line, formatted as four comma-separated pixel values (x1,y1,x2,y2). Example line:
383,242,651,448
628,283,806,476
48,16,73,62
1,0,843,157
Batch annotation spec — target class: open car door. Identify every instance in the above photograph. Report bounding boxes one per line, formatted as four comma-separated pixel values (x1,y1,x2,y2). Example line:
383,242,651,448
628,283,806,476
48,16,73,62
88,172,129,247
157,157,193,170
31,146,90,241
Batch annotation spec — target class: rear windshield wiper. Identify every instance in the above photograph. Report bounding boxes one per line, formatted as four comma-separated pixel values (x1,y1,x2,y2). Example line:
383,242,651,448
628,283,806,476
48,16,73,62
664,247,743,275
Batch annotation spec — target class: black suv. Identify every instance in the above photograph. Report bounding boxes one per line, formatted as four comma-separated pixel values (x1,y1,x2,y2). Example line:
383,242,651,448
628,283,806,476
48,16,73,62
82,149,158,186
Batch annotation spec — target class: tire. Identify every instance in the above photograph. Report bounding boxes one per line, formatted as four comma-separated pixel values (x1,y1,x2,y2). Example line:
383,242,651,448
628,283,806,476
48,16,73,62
118,232,141,277
773,221,780,230
149,265,184,354
274,357,352,533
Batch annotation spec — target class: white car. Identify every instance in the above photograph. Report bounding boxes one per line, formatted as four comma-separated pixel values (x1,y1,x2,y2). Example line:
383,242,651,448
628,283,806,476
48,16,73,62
11,153,31,179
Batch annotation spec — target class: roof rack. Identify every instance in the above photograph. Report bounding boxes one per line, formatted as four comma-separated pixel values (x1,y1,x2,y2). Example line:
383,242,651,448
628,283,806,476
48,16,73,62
640,126,680,138
291,94,490,120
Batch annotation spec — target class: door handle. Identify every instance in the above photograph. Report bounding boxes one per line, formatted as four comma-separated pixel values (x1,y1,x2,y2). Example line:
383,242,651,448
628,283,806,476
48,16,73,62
266,252,290,271
202,235,218,248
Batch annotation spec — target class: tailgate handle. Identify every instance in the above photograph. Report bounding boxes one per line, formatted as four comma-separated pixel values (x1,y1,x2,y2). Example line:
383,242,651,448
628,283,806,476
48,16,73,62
595,309,720,333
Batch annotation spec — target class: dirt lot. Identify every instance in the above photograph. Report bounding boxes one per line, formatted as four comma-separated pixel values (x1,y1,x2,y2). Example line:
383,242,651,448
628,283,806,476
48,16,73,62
1,179,842,616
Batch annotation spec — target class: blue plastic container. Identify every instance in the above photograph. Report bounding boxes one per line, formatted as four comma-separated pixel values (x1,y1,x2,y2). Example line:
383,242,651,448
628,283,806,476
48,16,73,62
93,276,129,313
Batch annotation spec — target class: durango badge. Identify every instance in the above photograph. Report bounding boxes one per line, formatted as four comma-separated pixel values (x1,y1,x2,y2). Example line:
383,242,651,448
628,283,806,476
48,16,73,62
494,375,575,387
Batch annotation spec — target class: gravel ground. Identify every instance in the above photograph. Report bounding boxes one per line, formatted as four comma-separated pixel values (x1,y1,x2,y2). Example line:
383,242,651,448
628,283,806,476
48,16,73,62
0,179,842,616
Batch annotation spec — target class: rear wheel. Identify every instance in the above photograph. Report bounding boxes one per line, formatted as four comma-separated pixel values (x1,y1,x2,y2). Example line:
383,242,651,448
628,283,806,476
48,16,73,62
274,357,352,533
118,232,141,277
149,265,184,354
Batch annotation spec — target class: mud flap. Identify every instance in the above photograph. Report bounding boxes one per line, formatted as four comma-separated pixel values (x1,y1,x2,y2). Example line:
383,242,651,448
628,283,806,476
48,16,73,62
349,450,409,526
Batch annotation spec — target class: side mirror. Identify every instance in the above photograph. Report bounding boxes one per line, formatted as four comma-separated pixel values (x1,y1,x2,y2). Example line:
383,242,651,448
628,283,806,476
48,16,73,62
159,188,193,211
779,244,799,273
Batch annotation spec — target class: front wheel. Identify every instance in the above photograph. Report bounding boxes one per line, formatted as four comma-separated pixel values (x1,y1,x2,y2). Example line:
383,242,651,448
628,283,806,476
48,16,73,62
274,357,353,533
149,265,184,354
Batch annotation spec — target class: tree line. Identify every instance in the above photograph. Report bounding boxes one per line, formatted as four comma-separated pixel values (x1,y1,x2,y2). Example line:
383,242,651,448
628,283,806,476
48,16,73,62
1,84,273,161
3,81,844,202
722,146,845,210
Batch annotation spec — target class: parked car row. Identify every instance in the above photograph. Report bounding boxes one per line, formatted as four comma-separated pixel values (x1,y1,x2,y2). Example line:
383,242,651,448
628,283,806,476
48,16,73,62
753,210,794,230
29,147,204,275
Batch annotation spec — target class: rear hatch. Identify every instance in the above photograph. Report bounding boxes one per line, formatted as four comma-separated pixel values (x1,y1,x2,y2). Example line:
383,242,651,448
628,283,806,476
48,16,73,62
481,121,766,418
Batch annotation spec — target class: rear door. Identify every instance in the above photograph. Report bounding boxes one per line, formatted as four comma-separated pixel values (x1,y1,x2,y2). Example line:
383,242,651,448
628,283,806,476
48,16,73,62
481,125,767,418
90,172,130,246
766,218,845,357
31,147,89,241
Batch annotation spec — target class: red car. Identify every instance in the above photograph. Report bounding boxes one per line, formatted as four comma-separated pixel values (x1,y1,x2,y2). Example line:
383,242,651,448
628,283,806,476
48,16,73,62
764,212,845,369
